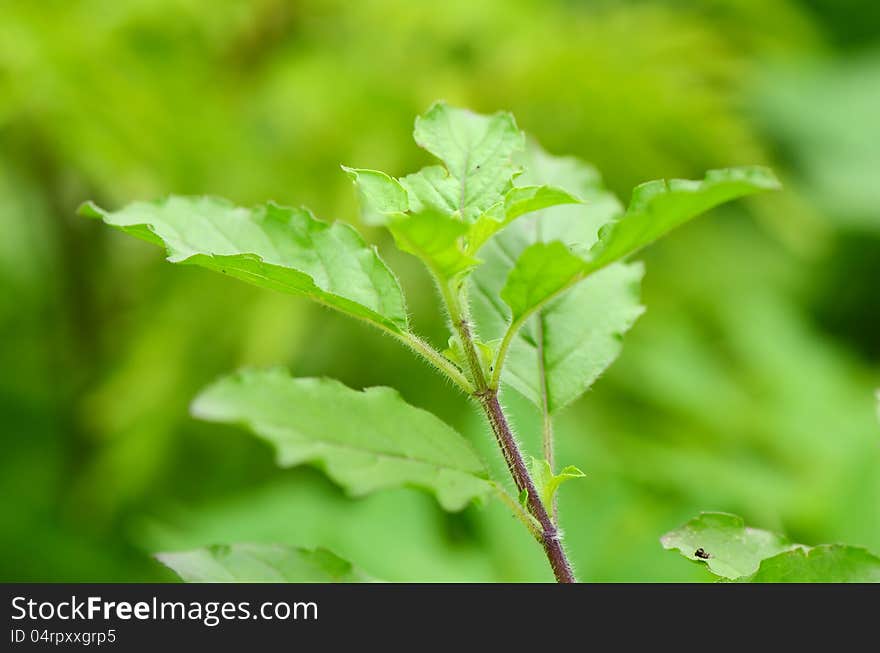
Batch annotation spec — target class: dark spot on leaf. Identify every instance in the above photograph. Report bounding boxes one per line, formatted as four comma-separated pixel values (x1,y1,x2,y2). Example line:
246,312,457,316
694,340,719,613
694,548,710,559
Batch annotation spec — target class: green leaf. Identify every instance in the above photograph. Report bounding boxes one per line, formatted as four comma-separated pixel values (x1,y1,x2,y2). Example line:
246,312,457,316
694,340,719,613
748,545,880,583
157,543,374,582
399,166,461,216
413,102,524,221
470,143,644,412
346,106,578,283
663,512,880,582
341,167,408,226
530,458,585,514
191,368,492,511
505,263,644,411
661,512,795,579
501,185,583,224
80,197,409,334
387,209,479,279
587,166,781,273
500,167,780,328
501,242,586,322
468,184,582,253
342,168,479,279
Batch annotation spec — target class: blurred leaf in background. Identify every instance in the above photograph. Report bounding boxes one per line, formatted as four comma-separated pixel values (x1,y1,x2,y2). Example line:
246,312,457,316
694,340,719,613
0,0,877,581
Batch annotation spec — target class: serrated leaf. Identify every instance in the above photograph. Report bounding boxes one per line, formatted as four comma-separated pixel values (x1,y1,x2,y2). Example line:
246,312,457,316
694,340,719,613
80,197,409,334
530,458,585,514
413,102,524,221
748,545,880,583
346,106,577,283
470,143,644,412
157,543,374,582
663,512,880,582
661,512,796,579
191,368,491,511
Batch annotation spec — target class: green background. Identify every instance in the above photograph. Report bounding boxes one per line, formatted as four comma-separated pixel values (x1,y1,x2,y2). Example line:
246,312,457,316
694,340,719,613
1,0,878,581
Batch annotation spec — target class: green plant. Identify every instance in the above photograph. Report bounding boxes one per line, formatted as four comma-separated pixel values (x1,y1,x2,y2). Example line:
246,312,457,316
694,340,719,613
662,512,880,582
656,391,880,582
81,102,782,582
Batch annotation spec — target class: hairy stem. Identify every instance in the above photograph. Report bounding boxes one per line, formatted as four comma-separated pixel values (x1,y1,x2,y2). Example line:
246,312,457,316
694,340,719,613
440,280,489,389
397,331,474,394
478,391,576,583
444,280,576,582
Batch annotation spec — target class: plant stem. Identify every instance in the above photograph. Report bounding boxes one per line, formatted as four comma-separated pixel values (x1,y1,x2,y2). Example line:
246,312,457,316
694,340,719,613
443,280,576,582
535,311,558,523
478,391,576,583
397,332,474,394
488,315,522,389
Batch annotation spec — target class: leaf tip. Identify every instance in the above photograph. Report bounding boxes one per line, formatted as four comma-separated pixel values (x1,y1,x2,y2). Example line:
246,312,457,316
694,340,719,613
559,465,586,478
77,200,105,219
340,164,357,179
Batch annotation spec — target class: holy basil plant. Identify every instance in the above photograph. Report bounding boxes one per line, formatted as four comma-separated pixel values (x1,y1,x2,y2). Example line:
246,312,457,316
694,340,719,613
82,103,783,583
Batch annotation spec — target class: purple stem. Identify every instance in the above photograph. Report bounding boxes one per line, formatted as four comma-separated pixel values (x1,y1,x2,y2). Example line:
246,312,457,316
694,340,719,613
478,391,576,583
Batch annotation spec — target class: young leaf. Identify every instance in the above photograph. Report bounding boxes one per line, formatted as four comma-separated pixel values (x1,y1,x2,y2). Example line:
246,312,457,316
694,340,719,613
157,543,374,582
660,512,795,580
191,368,492,511
442,335,495,385
530,458,586,515
587,166,781,272
501,185,584,225
501,242,586,322
387,209,480,279
748,545,880,583
341,167,409,226
470,143,644,412
499,167,780,331
413,102,524,221
663,512,880,582
342,168,479,279
468,184,582,253
346,106,578,283
399,166,461,216
80,197,409,334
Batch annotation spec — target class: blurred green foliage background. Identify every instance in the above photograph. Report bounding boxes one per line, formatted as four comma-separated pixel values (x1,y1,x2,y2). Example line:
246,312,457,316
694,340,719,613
1,0,878,582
